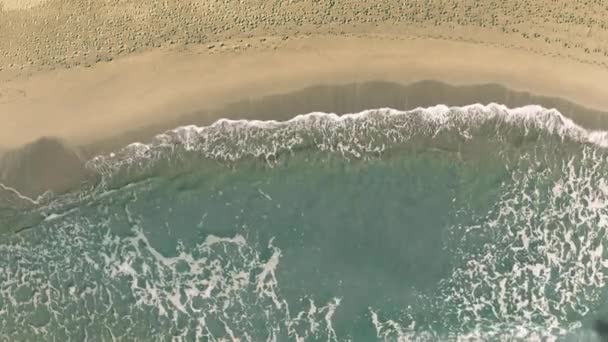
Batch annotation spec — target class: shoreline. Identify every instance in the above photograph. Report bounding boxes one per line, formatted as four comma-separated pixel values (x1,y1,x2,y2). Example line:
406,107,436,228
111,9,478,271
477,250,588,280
3,79,608,198
3,34,608,151
83,80,608,157
4,33,608,197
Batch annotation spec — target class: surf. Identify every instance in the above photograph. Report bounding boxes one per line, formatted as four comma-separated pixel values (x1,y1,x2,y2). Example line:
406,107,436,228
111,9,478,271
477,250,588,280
1,103,608,340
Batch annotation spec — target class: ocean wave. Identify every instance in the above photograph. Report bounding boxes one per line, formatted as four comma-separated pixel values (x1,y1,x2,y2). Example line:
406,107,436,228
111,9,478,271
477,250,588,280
3,103,608,340
3,103,605,230
85,103,608,187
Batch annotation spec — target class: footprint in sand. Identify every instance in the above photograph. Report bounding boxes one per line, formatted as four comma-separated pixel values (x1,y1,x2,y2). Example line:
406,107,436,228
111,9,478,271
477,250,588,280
0,87,26,104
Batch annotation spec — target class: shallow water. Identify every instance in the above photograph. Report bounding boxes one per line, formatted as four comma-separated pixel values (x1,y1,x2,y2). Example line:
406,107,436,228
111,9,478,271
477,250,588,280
1,104,608,341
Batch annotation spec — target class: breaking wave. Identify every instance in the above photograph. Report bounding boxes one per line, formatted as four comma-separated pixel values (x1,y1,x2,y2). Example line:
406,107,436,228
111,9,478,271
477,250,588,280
86,103,608,186
1,103,608,341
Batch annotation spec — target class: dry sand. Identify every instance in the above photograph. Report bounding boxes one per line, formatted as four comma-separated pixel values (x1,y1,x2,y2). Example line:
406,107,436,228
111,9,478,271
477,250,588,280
3,0,608,72
0,0,48,11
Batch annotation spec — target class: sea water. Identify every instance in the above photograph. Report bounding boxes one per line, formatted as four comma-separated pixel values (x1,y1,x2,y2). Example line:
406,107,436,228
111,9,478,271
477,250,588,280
1,104,608,341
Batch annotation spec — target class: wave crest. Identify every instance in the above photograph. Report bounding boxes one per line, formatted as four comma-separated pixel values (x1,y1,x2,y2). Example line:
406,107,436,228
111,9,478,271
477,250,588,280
85,103,608,187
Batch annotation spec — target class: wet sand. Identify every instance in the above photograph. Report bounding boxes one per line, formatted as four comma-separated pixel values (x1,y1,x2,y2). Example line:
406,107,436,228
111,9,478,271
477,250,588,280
2,79,608,198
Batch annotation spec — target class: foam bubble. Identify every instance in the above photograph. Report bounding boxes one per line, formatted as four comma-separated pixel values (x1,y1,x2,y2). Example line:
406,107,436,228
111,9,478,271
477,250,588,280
85,104,608,187
3,103,608,340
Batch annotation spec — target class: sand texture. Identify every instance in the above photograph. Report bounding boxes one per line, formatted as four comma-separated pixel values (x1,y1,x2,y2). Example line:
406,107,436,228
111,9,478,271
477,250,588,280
2,0,608,73
0,0,47,11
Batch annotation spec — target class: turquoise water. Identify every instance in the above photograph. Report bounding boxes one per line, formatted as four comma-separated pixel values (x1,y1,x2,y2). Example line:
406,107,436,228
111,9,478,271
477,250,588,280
2,104,608,341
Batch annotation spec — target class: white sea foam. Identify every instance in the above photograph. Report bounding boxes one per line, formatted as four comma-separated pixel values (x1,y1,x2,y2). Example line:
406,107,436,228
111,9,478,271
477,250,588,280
86,104,608,184
0,182,42,205
3,103,608,340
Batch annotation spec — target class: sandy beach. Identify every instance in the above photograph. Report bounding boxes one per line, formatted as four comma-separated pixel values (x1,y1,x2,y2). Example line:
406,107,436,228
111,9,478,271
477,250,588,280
3,34,608,150
4,3,608,338
3,0,608,149
4,0,608,195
